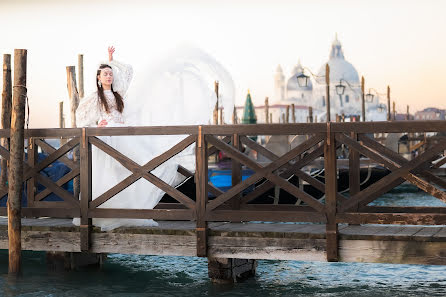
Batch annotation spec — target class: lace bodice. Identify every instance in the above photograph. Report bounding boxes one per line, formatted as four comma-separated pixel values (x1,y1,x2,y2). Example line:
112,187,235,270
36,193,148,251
76,60,133,127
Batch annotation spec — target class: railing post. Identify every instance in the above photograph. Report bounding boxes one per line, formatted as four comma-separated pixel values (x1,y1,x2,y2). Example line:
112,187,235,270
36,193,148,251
349,132,360,211
26,137,37,207
231,133,241,211
196,126,208,257
324,122,338,261
80,128,92,252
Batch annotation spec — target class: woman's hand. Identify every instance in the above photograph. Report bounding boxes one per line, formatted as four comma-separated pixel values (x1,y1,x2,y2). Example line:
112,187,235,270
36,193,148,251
98,119,108,127
108,46,115,61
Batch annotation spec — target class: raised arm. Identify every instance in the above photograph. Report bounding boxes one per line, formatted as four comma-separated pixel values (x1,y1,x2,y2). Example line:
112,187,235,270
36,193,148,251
107,46,133,97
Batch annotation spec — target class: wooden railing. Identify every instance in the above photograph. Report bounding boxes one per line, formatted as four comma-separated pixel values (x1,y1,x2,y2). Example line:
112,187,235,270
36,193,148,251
0,121,445,260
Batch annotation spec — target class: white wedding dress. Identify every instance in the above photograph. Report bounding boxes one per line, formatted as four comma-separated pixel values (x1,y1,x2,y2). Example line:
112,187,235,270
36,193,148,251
73,45,235,231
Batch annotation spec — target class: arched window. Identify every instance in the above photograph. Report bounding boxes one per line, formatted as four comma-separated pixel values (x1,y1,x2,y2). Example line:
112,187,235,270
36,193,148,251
322,96,326,106
345,95,349,103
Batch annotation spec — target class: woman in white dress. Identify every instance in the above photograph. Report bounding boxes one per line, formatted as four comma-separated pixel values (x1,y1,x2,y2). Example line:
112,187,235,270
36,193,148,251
74,45,235,231
74,47,179,231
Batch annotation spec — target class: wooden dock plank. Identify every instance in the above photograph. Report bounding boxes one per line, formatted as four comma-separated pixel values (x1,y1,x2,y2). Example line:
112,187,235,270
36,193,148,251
208,236,326,261
1,218,445,265
433,227,446,238
412,226,444,241
339,240,446,265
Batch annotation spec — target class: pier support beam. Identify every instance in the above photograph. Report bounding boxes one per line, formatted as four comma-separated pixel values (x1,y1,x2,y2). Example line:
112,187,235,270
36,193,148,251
46,252,106,271
208,258,256,283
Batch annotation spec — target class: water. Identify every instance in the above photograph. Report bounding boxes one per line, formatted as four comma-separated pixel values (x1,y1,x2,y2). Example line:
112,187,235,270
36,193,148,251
1,185,445,296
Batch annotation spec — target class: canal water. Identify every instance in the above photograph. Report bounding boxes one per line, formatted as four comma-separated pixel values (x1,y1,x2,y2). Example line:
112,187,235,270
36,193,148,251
1,185,445,296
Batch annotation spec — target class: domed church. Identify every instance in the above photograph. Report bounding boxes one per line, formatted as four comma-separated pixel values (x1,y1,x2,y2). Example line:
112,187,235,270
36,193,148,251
235,35,386,124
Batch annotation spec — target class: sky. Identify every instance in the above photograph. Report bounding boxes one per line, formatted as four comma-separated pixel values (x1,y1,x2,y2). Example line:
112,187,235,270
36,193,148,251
0,0,445,127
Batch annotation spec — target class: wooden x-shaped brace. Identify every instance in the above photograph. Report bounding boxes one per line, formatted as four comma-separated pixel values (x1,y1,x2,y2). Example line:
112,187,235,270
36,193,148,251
239,136,348,205
0,138,80,206
205,134,326,212
88,135,197,209
337,133,446,212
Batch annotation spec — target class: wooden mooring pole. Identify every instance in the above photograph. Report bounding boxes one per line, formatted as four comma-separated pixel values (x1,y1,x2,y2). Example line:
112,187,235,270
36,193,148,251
8,49,27,275
213,81,219,125
325,64,330,122
66,66,80,199
78,54,84,99
387,86,391,121
59,101,64,128
291,103,295,123
361,76,365,122
264,97,269,124
1,54,12,189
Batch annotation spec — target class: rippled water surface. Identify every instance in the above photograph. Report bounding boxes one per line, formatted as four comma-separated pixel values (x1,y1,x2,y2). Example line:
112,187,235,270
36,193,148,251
1,185,445,296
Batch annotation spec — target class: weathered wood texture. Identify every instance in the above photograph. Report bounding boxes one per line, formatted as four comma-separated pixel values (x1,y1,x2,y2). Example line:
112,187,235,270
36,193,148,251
324,125,338,261
1,220,445,265
78,54,84,98
8,49,27,274
66,66,80,200
1,54,12,189
208,258,256,283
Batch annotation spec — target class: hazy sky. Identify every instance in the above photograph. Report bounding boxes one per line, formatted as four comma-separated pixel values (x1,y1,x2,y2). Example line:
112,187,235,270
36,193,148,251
1,0,445,127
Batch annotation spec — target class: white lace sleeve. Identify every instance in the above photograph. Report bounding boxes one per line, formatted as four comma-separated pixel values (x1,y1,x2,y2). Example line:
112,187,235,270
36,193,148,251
108,60,133,97
76,92,100,127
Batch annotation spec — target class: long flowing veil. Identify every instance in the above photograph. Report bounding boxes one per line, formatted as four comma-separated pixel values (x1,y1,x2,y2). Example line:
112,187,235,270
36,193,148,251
125,45,235,128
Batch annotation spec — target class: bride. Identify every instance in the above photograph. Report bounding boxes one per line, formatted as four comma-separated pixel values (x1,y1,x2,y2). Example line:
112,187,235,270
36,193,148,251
74,45,235,231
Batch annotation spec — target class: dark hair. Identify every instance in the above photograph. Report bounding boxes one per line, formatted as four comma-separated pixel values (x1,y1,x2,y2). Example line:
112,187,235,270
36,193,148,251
96,64,124,113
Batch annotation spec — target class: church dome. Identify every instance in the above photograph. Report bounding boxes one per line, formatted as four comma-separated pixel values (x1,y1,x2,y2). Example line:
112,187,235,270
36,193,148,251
316,36,359,84
287,60,313,91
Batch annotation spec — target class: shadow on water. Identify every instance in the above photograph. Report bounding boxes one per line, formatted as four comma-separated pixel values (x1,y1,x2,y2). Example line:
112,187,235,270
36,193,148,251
1,250,446,296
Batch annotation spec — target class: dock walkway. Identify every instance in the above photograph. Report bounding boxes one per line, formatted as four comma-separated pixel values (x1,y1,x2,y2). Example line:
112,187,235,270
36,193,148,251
1,218,445,265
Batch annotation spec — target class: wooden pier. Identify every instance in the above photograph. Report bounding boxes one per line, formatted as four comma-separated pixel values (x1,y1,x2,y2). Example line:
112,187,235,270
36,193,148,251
1,218,445,265
0,121,446,280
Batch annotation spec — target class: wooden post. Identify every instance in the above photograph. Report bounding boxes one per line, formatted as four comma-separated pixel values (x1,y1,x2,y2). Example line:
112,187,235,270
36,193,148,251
8,49,27,275
196,126,208,257
406,105,410,120
291,103,296,123
80,128,92,251
282,113,285,123
393,101,396,121
361,76,365,122
231,134,241,211
213,81,219,125
325,64,330,122
59,101,64,128
1,54,12,190
66,66,80,199
26,138,37,208
66,66,79,128
387,86,391,121
324,122,338,261
232,106,237,124
78,54,84,99
349,132,360,211
264,97,269,124
308,106,313,123
286,105,290,123
269,113,272,124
